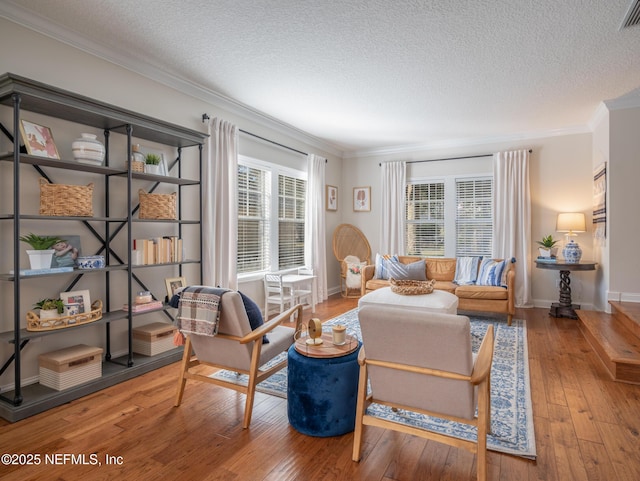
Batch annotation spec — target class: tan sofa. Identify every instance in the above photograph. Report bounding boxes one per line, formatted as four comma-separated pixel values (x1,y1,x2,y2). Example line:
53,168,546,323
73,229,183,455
361,256,516,325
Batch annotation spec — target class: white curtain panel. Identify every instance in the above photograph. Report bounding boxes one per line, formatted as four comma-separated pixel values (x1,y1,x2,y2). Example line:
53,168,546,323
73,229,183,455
203,117,238,289
493,149,531,307
380,161,406,255
304,154,328,302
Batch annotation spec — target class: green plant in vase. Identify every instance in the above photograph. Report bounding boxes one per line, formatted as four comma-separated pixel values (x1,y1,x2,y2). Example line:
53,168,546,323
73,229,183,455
33,298,65,319
144,153,163,175
19,233,66,270
536,235,559,258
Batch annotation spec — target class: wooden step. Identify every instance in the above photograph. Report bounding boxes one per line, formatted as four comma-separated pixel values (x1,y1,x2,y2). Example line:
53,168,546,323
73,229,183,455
577,309,640,384
610,301,640,339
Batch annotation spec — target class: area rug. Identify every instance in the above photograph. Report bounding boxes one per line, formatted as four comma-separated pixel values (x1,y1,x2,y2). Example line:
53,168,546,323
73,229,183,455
211,308,536,459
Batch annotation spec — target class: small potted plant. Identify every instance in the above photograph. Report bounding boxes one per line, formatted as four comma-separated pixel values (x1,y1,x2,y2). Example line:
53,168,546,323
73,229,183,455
537,235,559,258
144,153,162,175
19,233,66,270
33,298,65,320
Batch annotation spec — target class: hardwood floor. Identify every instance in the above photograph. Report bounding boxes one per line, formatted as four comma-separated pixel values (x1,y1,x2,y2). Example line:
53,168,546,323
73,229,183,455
1,295,640,481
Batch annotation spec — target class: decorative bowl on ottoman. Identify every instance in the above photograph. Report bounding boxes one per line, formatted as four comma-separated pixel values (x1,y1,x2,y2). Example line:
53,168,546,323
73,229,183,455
77,255,105,269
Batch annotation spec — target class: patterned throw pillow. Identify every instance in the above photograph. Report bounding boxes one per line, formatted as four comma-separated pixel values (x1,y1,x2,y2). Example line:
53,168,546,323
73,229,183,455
476,258,508,287
453,256,482,285
346,261,366,289
386,259,427,281
374,253,399,279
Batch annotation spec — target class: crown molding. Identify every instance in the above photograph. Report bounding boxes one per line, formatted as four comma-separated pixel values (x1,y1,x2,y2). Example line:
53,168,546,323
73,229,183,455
0,3,345,158
603,87,640,111
343,124,592,159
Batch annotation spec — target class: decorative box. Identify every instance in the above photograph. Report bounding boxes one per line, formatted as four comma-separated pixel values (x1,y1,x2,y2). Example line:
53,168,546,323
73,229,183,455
132,322,177,356
77,255,105,269
39,344,103,391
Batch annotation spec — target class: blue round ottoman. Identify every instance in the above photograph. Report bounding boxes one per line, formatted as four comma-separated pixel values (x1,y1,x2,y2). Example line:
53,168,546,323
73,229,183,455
287,343,361,437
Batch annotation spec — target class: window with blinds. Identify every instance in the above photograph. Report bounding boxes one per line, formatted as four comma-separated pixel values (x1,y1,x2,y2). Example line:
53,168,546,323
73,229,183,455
278,174,306,269
405,176,493,257
456,178,493,256
405,182,445,256
237,157,307,275
237,164,270,273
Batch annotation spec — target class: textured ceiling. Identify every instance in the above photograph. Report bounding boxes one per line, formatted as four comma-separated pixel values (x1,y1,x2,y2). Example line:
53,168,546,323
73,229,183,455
3,0,640,153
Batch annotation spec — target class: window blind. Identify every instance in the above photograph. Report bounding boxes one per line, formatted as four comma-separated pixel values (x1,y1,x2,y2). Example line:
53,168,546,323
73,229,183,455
455,178,493,256
405,182,445,256
278,174,306,269
237,164,270,273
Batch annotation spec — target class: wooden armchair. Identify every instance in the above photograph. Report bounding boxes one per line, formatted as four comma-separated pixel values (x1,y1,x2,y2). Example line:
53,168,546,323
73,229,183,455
353,305,495,481
175,290,303,428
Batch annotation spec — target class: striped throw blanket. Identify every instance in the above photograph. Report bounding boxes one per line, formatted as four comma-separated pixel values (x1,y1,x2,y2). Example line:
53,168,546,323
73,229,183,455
177,286,229,337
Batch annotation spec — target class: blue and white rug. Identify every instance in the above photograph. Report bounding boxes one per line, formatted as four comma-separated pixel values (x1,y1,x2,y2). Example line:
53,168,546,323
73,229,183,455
212,308,536,459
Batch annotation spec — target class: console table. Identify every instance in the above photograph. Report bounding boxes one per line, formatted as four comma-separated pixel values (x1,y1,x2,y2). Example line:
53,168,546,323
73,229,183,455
535,260,597,319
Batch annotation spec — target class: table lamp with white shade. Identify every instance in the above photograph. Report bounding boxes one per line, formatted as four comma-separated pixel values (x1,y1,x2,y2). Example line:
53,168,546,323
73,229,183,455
557,212,586,263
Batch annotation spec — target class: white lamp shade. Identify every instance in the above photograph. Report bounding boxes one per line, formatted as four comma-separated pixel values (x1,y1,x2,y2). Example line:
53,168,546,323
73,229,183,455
556,212,586,234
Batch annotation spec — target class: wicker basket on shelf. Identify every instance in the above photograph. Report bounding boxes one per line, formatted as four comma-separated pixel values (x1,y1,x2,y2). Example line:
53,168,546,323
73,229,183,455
138,189,177,220
26,300,103,331
389,278,436,296
126,160,145,173
39,178,94,216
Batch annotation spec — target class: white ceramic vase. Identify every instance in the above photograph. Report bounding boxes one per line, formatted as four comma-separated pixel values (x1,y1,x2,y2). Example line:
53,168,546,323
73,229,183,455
72,133,105,165
26,249,54,270
39,309,59,320
145,164,161,175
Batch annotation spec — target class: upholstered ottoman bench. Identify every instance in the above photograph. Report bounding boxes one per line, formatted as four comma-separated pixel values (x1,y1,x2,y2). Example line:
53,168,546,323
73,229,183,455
358,286,458,314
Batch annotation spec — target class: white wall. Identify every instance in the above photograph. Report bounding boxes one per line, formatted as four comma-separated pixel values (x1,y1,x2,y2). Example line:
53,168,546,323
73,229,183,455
608,106,640,303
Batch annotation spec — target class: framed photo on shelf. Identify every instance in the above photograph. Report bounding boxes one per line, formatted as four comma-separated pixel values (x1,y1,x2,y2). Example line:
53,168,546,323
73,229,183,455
19,119,60,159
353,186,371,212
48,235,81,269
60,289,91,314
326,185,338,211
165,276,187,299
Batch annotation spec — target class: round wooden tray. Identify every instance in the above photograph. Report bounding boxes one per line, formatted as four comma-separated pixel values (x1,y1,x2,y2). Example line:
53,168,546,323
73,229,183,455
294,332,359,358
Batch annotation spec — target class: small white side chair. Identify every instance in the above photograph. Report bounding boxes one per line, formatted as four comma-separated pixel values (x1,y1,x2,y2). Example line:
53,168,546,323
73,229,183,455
292,267,314,309
264,273,294,317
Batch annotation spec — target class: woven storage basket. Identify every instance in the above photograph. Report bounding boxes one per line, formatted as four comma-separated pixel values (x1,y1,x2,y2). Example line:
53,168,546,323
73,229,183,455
26,300,103,331
39,178,94,216
126,160,145,173
138,189,177,220
389,278,436,295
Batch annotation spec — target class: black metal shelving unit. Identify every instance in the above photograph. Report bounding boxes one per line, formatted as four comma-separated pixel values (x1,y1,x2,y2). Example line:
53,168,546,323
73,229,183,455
0,73,207,422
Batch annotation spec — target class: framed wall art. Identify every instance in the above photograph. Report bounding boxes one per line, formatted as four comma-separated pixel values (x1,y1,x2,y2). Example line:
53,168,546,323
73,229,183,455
353,186,371,212
326,185,338,211
19,119,60,159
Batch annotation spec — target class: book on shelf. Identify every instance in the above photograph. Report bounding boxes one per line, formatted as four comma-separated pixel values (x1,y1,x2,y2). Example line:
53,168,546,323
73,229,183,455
122,300,164,312
9,266,74,276
132,236,183,265
536,256,557,263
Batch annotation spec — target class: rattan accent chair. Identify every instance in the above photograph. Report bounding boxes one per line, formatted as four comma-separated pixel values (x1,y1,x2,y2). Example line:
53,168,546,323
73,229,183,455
332,224,371,298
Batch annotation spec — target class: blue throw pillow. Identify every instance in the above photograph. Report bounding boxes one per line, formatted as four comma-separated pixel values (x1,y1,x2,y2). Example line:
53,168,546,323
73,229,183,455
476,259,508,287
454,256,482,285
374,253,399,279
239,291,269,343
387,259,427,281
